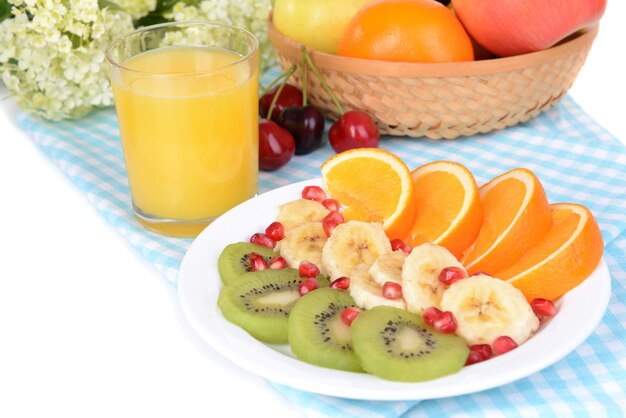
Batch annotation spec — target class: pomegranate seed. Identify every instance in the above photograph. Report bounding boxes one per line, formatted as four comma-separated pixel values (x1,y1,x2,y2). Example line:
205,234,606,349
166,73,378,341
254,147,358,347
298,261,320,278
465,344,492,365
265,221,285,242
323,211,344,224
340,307,362,326
465,350,484,366
493,336,518,355
249,252,269,272
250,233,275,249
422,306,442,326
330,276,350,290
301,185,326,202
322,198,340,212
530,298,557,319
298,277,319,296
382,282,403,299
390,239,412,254
322,218,339,237
268,256,287,269
433,311,458,334
438,266,468,285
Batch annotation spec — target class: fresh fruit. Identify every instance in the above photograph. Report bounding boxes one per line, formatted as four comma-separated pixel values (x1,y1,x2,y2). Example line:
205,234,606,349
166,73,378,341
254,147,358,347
275,199,330,230
269,256,288,270
338,0,474,63
432,311,458,334
322,211,344,237
348,264,406,310
299,260,321,278
277,105,325,155
465,344,492,365
321,199,340,212
330,276,350,290
321,220,392,280
440,274,539,346
298,277,320,295
340,307,362,326
390,239,412,254
249,252,269,272
258,119,296,171
279,222,328,273
495,203,604,301
422,306,442,327
451,0,607,57
530,298,557,319
259,84,303,121
405,161,483,259
288,288,364,372
438,266,468,286
272,0,373,53
351,306,470,382
217,242,277,285
321,148,417,239
250,232,275,249
369,251,407,285
265,221,286,242
301,185,326,202
382,281,403,299
462,168,552,275
492,335,518,355
217,268,327,343
402,243,466,314
329,111,380,153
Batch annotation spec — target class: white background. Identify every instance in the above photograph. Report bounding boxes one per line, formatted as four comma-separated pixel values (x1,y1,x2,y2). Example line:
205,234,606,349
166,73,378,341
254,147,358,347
1,3,625,417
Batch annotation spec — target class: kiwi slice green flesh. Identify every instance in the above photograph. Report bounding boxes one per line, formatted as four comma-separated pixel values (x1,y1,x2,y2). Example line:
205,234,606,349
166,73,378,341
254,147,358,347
218,268,328,344
288,288,363,372
218,242,277,285
351,306,469,382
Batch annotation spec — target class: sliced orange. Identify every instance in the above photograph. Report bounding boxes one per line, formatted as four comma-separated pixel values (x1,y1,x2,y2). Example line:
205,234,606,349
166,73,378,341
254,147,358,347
496,203,604,301
461,168,552,275
404,161,482,259
321,148,416,240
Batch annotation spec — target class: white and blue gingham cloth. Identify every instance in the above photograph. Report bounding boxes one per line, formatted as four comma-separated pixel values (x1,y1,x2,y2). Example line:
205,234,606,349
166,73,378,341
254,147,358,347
16,71,626,416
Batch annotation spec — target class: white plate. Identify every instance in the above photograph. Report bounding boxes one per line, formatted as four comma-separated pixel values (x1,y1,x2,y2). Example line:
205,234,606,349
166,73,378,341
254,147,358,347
178,178,611,401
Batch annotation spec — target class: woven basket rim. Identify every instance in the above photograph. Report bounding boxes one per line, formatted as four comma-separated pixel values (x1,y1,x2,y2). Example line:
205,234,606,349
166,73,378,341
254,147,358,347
268,14,598,78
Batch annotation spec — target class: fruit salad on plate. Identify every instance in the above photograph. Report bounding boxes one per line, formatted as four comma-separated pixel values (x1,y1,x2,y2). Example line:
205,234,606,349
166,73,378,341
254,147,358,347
216,149,604,382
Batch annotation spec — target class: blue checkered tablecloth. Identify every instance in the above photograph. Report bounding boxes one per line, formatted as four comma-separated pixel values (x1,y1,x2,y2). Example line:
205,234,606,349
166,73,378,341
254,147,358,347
16,75,626,415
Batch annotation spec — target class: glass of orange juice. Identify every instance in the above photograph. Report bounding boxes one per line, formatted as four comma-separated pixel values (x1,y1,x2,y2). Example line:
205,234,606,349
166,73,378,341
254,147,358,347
106,22,259,237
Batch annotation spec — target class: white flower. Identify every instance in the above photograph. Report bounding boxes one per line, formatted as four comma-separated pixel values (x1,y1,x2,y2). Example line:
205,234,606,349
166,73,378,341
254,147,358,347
109,0,156,20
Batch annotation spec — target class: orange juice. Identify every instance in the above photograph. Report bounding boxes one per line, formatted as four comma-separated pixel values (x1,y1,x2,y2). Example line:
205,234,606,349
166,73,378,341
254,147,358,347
111,46,259,236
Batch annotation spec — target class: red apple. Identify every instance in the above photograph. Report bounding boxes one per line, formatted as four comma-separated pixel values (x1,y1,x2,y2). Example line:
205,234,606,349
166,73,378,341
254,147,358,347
451,0,606,57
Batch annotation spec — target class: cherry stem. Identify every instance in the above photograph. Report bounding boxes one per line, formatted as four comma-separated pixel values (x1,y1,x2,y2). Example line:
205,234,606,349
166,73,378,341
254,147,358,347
267,64,297,120
261,64,297,97
301,46,345,115
301,49,308,107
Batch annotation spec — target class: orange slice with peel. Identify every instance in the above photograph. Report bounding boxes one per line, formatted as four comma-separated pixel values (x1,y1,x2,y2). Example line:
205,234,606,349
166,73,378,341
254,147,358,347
321,148,416,240
405,161,482,259
496,203,604,301
461,168,552,275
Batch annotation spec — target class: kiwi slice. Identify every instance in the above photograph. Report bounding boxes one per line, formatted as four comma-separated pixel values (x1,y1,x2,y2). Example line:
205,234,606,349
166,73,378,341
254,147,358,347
218,242,277,285
288,288,363,373
351,306,469,382
218,268,328,343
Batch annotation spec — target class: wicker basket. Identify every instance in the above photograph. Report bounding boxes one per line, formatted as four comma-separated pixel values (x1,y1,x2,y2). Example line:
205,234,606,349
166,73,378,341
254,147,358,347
268,16,598,139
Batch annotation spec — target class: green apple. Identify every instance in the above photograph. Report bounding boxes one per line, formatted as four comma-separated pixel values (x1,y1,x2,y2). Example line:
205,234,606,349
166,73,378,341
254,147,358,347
273,0,373,54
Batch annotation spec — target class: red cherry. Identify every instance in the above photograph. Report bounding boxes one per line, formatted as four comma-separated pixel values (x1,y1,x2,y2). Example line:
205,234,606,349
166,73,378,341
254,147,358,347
422,306,442,326
340,307,362,326
530,298,557,319
259,84,303,121
322,199,340,212
465,344,492,365
330,276,350,290
278,105,325,155
438,266,468,285
268,256,288,269
258,119,295,171
433,311,458,334
250,232,275,249
265,221,285,242
248,252,269,272
298,261,320,278
329,110,380,153
493,336,518,355
382,282,403,299
301,185,326,202
298,277,319,296
390,239,412,254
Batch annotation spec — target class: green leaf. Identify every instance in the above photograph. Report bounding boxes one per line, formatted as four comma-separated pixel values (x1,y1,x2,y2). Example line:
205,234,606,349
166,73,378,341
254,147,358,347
135,13,170,27
0,0,12,23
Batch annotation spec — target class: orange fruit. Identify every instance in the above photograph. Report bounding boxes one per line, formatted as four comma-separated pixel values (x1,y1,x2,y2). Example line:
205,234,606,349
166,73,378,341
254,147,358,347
461,168,552,275
321,148,416,240
405,161,482,259
496,203,604,301
338,0,474,63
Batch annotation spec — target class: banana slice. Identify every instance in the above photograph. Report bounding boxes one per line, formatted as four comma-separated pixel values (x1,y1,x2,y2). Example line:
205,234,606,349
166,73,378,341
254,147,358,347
279,222,327,273
276,199,330,230
440,274,540,346
322,220,392,280
402,242,465,314
349,265,406,310
369,251,407,286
